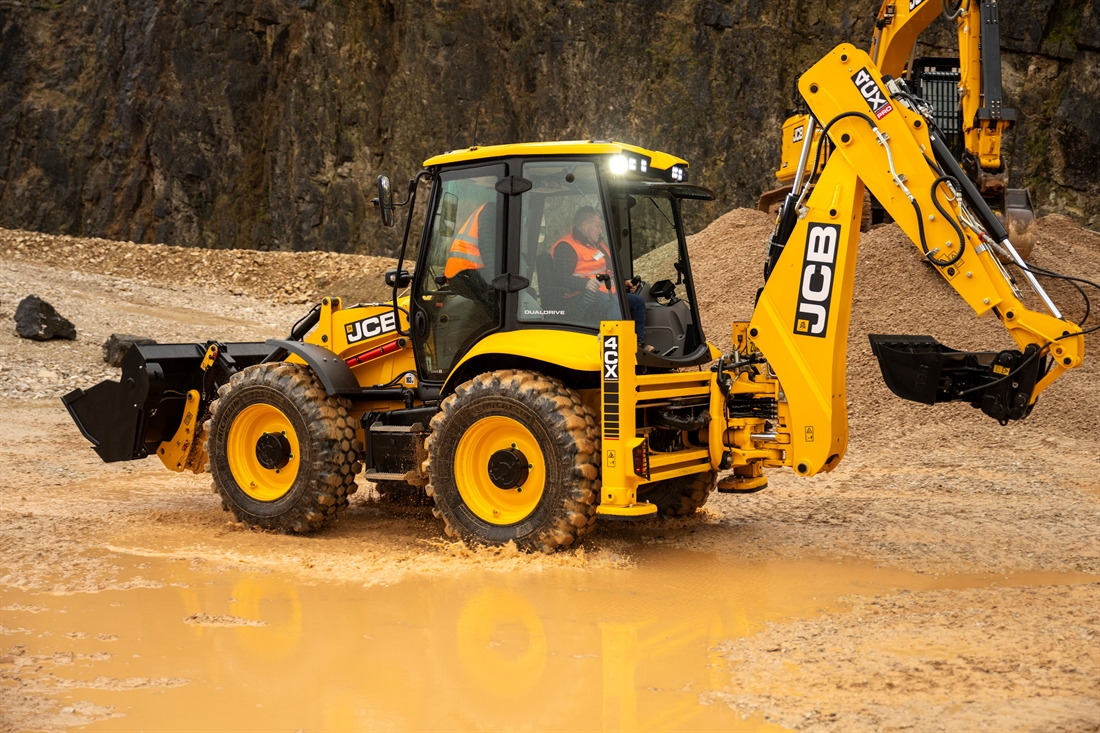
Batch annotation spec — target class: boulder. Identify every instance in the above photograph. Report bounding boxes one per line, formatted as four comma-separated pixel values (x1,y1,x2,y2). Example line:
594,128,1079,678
13,295,77,341
103,333,158,367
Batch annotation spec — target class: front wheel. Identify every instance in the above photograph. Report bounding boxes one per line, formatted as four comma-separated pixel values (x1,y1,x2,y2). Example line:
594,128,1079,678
424,370,600,552
205,363,361,533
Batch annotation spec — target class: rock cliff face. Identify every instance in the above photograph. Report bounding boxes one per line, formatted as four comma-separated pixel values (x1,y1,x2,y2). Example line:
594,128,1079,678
1,0,1097,255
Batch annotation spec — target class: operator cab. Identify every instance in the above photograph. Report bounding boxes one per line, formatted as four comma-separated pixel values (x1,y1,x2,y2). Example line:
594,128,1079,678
383,141,715,386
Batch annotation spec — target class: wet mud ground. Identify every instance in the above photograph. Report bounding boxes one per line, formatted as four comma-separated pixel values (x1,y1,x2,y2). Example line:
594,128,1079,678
2,239,1100,732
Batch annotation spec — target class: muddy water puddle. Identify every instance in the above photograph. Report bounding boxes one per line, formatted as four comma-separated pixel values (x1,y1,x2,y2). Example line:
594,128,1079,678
3,549,1096,733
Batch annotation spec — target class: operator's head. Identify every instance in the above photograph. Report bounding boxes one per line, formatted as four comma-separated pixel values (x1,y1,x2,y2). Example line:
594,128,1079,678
573,206,602,245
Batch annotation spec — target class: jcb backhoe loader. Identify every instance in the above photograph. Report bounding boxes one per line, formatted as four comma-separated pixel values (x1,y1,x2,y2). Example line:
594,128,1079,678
64,46,1087,552
759,0,1036,256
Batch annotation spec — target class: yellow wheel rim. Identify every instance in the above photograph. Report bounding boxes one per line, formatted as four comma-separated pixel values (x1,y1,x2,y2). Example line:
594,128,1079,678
227,403,301,502
455,415,545,525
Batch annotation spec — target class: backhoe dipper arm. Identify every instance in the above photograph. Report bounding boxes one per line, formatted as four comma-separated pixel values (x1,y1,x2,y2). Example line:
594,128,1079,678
873,0,1013,174
748,45,1084,478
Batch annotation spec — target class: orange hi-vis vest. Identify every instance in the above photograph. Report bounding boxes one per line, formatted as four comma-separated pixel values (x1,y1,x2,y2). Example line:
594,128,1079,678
444,204,488,279
551,233,616,297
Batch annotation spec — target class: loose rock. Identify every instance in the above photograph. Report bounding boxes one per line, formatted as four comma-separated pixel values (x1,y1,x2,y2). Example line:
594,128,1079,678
13,294,76,341
103,333,158,367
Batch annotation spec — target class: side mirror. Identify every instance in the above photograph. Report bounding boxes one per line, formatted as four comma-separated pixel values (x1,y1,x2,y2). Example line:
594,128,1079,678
373,175,395,227
439,192,458,238
385,268,412,289
650,279,676,300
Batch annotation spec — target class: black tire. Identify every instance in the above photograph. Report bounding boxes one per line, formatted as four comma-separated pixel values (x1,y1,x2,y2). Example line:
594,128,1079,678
424,369,600,553
204,363,361,533
640,470,716,517
374,480,433,507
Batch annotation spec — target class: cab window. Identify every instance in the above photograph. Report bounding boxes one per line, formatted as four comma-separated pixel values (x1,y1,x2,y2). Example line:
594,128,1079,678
412,165,503,379
608,188,703,358
515,161,623,330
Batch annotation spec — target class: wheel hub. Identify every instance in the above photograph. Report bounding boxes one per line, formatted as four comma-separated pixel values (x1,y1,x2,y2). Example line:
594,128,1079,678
487,448,529,490
255,432,292,470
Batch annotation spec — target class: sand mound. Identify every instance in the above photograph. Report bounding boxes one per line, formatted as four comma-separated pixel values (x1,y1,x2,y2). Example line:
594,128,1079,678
682,209,1100,441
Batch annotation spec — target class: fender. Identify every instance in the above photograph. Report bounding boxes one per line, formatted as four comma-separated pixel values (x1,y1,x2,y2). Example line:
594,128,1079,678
266,339,362,396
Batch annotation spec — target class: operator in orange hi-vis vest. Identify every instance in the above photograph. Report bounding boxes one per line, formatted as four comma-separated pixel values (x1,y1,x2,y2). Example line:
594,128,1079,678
444,203,489,279
442,201,499,306
551,206,649,349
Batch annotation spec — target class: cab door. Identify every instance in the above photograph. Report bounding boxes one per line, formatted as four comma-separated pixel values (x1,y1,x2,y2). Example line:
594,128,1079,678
411,164,505,382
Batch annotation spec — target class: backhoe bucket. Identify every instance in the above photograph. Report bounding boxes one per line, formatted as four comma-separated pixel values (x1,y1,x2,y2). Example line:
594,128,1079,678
62,342,270,463
868,335,982,405
868,335,1041,423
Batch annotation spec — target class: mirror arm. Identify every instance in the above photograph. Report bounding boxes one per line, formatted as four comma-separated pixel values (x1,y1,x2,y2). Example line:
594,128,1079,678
392,169,432,337
392,173,423,208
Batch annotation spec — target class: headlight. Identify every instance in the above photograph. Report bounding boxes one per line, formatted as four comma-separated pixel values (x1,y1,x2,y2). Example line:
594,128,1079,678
608,154,652,176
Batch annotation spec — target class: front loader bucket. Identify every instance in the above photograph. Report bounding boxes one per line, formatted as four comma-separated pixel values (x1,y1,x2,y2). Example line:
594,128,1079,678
62,342,270,462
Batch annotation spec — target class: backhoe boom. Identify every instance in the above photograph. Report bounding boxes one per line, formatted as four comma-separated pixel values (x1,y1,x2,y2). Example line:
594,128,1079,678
747,45,1084,477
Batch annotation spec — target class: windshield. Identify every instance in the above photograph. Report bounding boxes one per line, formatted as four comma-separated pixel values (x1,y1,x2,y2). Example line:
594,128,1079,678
619,194,680,284
607,189,705,359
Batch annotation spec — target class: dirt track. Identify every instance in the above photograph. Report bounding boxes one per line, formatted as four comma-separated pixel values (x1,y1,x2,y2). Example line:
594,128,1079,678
1,217,1098,732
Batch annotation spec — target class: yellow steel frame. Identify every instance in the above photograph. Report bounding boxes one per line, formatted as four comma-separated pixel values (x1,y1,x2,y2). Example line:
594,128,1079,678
600,45,1084,512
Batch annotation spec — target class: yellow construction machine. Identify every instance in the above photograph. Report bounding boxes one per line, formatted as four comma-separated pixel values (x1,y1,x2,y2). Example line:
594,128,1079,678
759,0,1036,256
64,45,1088,552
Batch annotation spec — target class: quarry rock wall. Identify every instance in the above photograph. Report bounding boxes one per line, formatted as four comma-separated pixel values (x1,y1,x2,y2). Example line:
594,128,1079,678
1,0,1097,254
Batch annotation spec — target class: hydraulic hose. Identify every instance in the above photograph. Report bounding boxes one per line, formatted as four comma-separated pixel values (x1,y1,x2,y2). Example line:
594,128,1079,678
921,175,967,267
764,111,875,281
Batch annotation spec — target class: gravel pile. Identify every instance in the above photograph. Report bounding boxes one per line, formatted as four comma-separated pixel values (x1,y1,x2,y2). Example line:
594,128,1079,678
0,229,398,306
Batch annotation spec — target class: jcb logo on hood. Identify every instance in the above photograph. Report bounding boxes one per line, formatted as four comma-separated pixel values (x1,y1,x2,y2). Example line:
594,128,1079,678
345,312,398,344
851,67,893,120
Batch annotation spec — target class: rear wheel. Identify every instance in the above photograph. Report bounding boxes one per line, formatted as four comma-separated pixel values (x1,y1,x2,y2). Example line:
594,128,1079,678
640,470,716,517
424,370,599,552
205,363,361,533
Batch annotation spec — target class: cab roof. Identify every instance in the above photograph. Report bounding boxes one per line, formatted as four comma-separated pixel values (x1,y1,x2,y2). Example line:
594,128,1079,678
422,140,688,172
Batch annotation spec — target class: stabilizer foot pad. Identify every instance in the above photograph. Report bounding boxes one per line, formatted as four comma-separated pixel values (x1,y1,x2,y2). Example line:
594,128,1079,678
717,477,768,494
596,503,658,520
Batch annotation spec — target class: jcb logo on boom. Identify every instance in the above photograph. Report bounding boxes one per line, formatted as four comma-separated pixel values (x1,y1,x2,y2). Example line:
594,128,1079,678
851,67,893,120
345,312,398,344
794,224,840,338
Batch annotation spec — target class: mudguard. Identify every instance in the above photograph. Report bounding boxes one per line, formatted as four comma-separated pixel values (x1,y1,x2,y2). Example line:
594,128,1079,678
266,339,361,396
